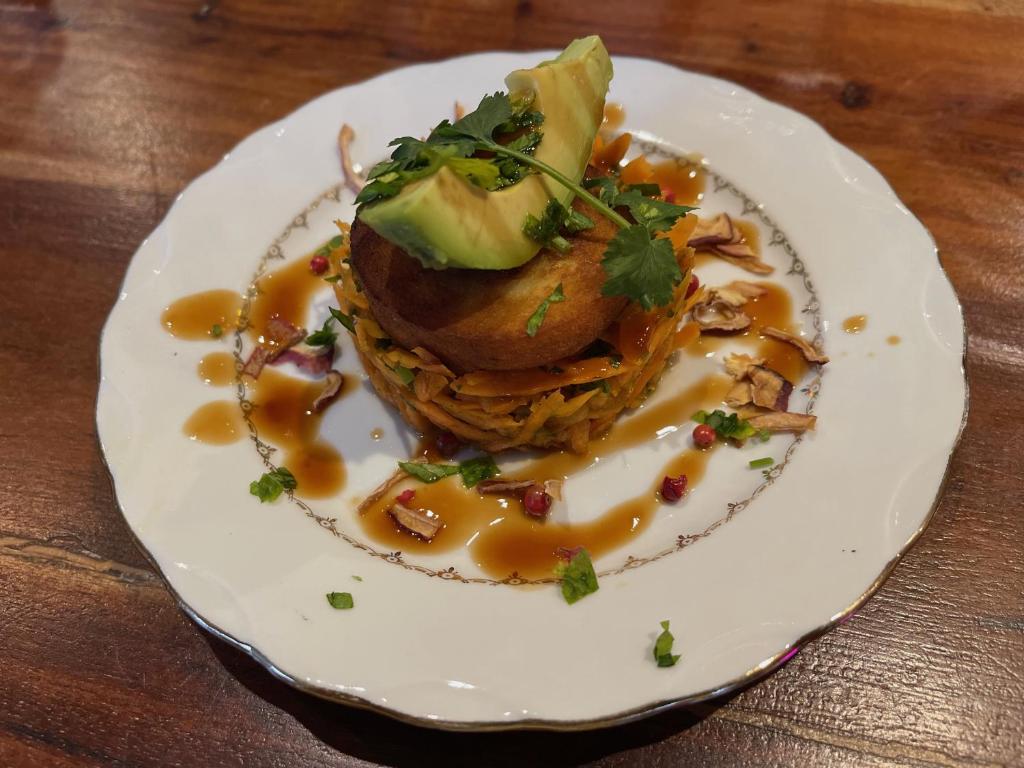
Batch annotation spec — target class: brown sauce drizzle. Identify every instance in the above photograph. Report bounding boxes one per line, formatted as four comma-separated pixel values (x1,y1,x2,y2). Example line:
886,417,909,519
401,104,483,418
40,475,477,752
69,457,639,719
184,400,245,445
843,314,868,333
686,281,808,384
602,103,626,132
651,159,705,206
359,376,730,579
246,366,353,499
247,256,323,340
161,290,242,340
887,335,901,346
198,352,236,386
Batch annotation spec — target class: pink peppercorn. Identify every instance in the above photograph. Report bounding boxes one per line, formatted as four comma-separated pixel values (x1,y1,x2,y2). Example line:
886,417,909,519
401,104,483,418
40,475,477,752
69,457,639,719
660,474,688,502
692,423,716,448
523,484,552,518
396,489,416,505
309,254,329,275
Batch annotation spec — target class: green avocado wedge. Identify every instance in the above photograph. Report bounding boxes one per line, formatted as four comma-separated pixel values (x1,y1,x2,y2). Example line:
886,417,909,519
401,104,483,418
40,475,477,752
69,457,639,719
357,36,613,271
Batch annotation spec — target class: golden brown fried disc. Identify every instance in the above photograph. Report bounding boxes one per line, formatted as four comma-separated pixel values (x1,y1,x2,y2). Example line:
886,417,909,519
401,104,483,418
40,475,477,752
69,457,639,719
350,202,627,372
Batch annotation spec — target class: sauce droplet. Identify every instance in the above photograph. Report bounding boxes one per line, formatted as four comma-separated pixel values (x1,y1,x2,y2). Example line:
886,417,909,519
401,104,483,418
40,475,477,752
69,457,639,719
887,335,901,346
184,401,244,445
248,257,325,341
370,428,384,440
198,352,236,386
651,159,706,206
843,314,868,334
603,103,626,132
161,290,242,340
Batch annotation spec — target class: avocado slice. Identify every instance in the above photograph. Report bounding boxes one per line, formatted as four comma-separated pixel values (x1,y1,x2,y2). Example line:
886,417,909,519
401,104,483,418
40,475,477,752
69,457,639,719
357,36,613,271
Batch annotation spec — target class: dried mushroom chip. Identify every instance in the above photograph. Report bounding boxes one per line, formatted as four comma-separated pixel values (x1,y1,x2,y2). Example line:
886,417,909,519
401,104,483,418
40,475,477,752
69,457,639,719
761,326,830,364
389,502,443,540
746,411,817,433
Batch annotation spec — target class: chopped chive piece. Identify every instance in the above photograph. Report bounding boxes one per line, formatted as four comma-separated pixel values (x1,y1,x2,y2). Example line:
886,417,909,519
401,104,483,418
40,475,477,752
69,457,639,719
393,364,415,386
326,592,354,609
351,575,363,582
749,457,774,469
323,275,342,283
210,323,223,338
758,429,771,442
249,467,297,503
526,283,566,337
653,620,680,667
328,307,356,333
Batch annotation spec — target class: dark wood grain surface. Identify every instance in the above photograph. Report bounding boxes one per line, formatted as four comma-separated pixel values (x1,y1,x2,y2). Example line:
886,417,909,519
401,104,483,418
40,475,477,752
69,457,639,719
2,0,1022,765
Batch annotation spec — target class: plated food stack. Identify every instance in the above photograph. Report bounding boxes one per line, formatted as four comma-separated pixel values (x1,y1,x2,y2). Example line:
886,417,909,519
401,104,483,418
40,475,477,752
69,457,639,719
332,36,704,453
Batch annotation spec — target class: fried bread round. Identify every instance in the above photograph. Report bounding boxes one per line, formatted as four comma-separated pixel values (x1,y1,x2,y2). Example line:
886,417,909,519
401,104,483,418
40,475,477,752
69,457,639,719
350,202,627,372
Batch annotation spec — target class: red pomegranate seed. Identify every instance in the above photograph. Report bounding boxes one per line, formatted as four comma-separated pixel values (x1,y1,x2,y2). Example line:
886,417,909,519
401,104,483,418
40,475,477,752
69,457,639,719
309,254,329,275
660,474,688,502
435,431,461,458
556,545,585,562
685,274,700,299
693,423,716,448
396,489,416,504
664,188,676,204
523,484,552,518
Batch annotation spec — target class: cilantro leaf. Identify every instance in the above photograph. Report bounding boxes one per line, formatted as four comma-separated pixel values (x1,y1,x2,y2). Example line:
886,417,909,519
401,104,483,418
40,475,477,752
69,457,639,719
210,323,223,338
582,176,619,205
526,283,566,337
326,592,354,609
399,456,498,488
305,318,338,347
399,461,461,483
329,307,356,334
555,549,599,604
614,189,695,233
523,200,572,253
749,457,774,469
601,225,681,310
445,92,513,143
458,455,499,488
653,620,680,667
249,467,297,503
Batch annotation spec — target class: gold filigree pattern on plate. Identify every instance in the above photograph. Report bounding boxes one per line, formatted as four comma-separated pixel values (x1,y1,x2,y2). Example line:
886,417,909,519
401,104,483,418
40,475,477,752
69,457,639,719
229,144,825,586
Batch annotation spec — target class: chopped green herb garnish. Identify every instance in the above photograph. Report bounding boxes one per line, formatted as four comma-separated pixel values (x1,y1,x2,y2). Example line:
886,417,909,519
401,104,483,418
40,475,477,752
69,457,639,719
305,318,338,347
210,323,223,338
693,409,757,441
555,549,599,605
328,307,355,333
653,620,680,667
749,457,774,470
758,429,771,442
328,234,345,249
392,364,415,386
526,283,566,337
323,275,342,283
360,92,696,309
351,575,363,582
326,592,354,609
249,467,297,503
398,461,461,483
608,355,622,369
399,456,499,488
457,455,499,488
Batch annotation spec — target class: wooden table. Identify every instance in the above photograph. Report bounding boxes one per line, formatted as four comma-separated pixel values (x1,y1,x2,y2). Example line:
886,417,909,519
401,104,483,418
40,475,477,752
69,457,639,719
2,1,1022,765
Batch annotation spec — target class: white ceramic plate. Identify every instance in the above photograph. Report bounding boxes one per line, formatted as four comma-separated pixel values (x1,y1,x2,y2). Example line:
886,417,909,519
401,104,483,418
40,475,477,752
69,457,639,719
97,50,966,730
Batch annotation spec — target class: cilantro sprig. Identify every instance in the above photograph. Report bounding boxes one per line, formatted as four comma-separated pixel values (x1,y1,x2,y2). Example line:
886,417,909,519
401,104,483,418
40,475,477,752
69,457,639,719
358,92,696,309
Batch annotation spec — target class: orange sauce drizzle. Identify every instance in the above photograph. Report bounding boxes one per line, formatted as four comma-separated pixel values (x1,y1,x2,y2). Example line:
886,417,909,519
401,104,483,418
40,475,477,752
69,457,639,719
161,290,242,340
183,401,245,445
